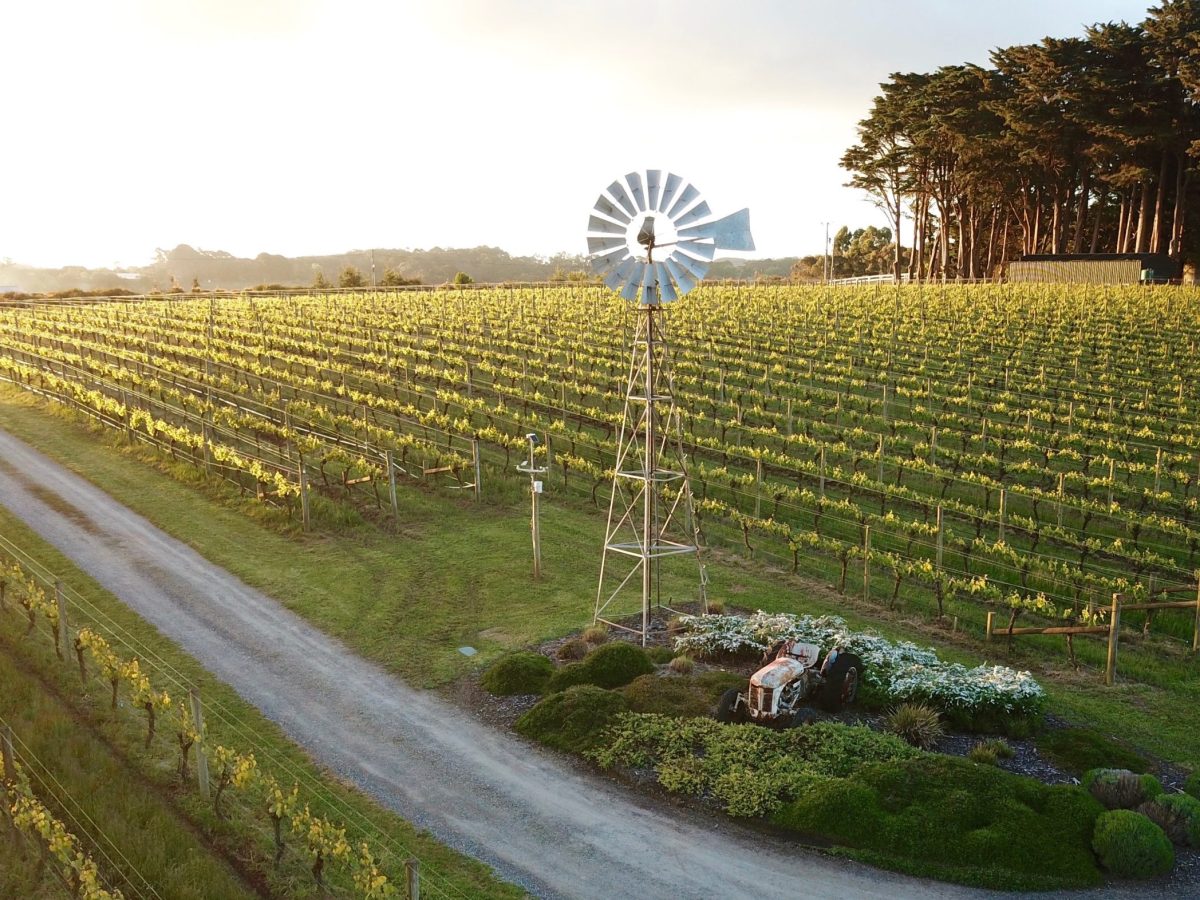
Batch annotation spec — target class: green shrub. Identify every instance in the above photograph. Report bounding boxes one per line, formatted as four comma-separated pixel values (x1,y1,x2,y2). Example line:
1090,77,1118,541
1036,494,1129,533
1091,810,1174,878
1184,772,1200,801
480,651,553,696
1082,769,1164,810
622,675,712,718
705,601,725,615
545,642,655,693
1035,728,1147,775
944,706,1038,738
646,646,676,664
968,743,999,766
886,703,944,749
556,639,589,661
667,655,695,675
772,756,1104,891
693,669,745,698
1137,793,1200,847
515,685,629,753
591,715,917,817
581,625,609,644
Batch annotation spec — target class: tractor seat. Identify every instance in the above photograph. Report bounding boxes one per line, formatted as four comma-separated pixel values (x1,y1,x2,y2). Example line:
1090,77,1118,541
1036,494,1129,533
785,642,820,667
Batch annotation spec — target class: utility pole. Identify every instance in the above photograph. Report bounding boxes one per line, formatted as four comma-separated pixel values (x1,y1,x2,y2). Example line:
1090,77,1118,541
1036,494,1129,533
820,222,830,282
516,433,547,579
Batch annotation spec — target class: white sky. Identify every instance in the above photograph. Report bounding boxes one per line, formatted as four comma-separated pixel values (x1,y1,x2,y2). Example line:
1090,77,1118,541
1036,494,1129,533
2,0,1148,269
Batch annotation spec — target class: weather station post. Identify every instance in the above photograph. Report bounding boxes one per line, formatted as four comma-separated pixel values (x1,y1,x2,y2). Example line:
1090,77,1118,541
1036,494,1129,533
516,432,548,580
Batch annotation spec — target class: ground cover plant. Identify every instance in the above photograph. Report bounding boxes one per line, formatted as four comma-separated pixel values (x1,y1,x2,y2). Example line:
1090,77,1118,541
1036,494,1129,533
773,755,1105,890
1037,728,1150,775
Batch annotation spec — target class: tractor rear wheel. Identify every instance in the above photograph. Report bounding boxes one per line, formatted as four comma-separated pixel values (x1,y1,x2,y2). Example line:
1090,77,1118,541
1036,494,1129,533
716,688,745,723
818,653,863,712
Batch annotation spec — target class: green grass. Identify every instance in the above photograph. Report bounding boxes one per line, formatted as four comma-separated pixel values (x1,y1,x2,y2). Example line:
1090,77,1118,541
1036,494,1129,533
0,383,1198,780
0,641,258,900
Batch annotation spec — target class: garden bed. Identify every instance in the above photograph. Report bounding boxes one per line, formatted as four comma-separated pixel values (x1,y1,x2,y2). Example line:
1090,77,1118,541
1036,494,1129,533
451,608,1200,892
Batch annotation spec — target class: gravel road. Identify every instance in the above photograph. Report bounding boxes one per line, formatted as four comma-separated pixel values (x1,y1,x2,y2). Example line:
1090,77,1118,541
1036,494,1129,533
0,427,1174,900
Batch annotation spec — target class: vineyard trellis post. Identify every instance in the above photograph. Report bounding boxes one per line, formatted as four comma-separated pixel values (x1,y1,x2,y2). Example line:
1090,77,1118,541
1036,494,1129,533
1,725,14,786
405,857,420,900
54,580,68,662
1105,593,1122,686
189,688,210,799
386,450,400,519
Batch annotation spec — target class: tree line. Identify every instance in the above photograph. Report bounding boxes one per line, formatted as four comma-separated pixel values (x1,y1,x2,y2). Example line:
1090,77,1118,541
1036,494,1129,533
841,0,1199,281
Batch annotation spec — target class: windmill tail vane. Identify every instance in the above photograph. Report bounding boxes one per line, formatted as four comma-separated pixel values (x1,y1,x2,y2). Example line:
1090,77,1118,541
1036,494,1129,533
585,169,754,304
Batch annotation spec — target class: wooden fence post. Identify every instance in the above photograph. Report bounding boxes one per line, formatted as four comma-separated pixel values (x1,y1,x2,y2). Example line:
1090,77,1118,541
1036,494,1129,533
935,506,944,571
299,459,311,532
1193,574,1200,654
1105,593,1122,686
785,398,793,436
754,457,763,519
877,435,884,484
985,610,994,640
998,489,1007,543
1057,472,1065,527
1,725,14,785
472,440,482,502
818,446,826,498
54,581,69,663
863,526,871,603
405,858,420,900
386,450,399,518
189,688,210,800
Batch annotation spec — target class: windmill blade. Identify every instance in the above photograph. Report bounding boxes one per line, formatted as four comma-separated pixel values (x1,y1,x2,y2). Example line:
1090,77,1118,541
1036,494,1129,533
667,182,700,219
590,245,629,275
674,200,712,229
607,180,638,218
588,235,626,254
646,170,662,211
604,257,637,292
655,262,677,303
594,194,631,225
670,248,709,281
640,262,659,305
619,262,645,301
677,208,755,251
588,215,626,236
664,257,697,296
659,172,682,212
625,172,646,212
675,240,716,261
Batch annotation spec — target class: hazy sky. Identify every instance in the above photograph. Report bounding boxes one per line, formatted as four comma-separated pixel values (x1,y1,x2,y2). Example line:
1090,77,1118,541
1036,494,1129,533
3,0,1150,269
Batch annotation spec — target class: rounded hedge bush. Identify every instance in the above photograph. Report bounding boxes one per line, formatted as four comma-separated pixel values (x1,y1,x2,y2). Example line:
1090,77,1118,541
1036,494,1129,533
1184,771,1200,801
1137,793,1200,847
514,685,629,753
556,638,589,661
1082,769,1163,810
1091,810,1174,879
622,674,712,718
480,651,553,696
545,641,655,693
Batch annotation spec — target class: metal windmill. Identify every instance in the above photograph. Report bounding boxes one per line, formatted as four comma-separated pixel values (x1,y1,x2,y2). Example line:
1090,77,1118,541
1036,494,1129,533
586,170,754,644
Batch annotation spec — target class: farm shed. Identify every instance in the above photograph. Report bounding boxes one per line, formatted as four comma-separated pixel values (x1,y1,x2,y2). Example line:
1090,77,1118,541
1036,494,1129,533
1008,253,1180,284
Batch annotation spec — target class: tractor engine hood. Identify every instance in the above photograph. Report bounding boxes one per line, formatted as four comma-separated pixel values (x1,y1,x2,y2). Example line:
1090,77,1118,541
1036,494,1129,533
750,657,806,689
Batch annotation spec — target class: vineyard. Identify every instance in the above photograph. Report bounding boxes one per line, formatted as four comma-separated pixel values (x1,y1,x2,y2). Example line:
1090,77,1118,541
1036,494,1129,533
2,283,1200,670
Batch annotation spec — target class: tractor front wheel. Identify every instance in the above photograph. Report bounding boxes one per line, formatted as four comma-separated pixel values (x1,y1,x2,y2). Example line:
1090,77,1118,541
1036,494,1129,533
716,688,746,723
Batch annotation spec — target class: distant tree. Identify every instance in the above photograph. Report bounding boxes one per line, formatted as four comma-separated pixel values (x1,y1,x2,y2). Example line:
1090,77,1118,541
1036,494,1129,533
339,266,366,288
168,275,183,294
191,277,201,292
452,271,474,285
312,269,330,289
380,267,420,286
